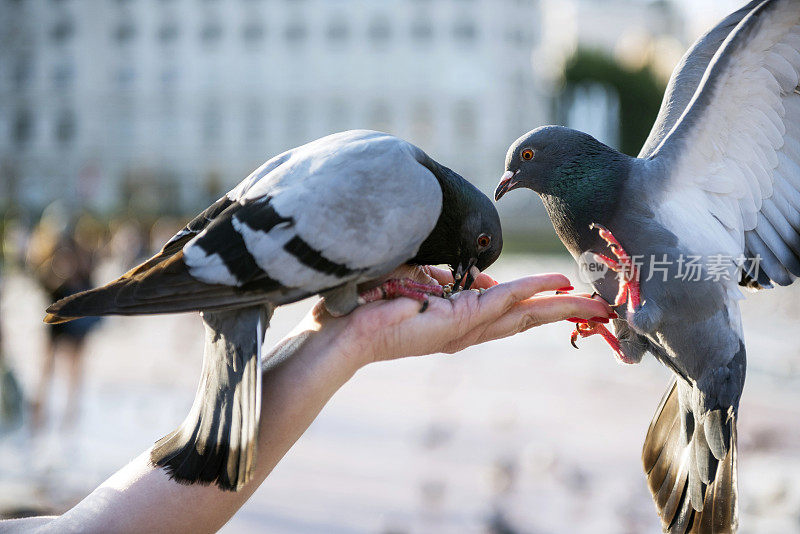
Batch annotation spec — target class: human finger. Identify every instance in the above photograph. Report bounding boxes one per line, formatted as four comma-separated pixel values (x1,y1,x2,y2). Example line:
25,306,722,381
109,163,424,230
471,294,614,344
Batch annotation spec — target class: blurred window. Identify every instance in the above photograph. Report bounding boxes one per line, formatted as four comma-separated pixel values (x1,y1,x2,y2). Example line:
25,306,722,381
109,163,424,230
55,110,76,146
117,102,136,143
368,16,392,45
327,98,350,131
114,65,136,88
326,19,349,43
159,95,179,141
411,101,434,142
410,19,433,42
158,23,179,44
285,98,306,142
369,101,392,133
50,18,74,43
453,100,477,142
160,67,178,88
242,21,265,44
284,21,306,44
244,100,265,142
453,20,477,44
53,63,74,89
113,22,136,44
13,58,32,90
203,100,222,146
201,21,222,45
506,28,527,45
11,110,32,148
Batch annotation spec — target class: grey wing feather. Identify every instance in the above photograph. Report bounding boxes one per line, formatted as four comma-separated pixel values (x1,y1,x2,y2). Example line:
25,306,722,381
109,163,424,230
639,1,762,159
185,130,443,292
642,0,800,289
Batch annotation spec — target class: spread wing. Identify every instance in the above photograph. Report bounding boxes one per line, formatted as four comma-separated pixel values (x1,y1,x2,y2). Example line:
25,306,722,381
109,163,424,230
647,0,800,288
638,1,762,158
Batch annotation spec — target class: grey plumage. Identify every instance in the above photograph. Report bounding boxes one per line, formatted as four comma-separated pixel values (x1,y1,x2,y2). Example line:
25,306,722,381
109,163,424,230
495,1,800,531
47,130,503,491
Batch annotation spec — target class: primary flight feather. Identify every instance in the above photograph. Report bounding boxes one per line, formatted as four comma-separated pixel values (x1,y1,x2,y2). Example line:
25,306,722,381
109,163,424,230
46,130,503,491
495,1,800,532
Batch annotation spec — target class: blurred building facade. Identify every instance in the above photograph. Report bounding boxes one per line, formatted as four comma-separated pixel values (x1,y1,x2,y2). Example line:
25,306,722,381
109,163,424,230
0,0,545,216
535,0,684,149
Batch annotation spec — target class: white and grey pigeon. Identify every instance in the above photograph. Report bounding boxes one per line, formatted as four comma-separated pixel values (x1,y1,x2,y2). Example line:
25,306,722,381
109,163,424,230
495,1,800,532
46,130,503,491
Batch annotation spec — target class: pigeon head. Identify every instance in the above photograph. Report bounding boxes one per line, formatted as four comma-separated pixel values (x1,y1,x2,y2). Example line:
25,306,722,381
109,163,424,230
412,160,503,289
455,186,503,288
494,125,628,202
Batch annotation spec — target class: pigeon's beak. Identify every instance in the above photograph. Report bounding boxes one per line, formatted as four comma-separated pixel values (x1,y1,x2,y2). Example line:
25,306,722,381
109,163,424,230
451,265,464,290
494,170,521,201
452,259,480,291
463,265,481,291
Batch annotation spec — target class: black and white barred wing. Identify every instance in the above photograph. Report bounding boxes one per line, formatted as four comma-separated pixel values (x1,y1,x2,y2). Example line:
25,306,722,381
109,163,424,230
45,130,443,321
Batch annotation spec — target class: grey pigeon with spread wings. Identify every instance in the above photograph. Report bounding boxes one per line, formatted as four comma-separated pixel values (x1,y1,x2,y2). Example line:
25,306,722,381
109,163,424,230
46,130,502,491
495,2,800,532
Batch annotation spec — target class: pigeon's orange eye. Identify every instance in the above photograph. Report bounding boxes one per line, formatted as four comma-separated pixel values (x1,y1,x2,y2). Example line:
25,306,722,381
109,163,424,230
521,149,534,161
477,234,491,249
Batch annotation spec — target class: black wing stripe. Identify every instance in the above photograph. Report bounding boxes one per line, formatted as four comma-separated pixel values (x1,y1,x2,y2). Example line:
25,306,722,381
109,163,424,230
235,197,361,279
236,198,293,233
195,215,264,285
283,236,360,278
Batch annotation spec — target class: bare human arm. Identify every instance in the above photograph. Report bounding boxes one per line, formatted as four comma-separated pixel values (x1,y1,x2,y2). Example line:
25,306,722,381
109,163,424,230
3,267,613,534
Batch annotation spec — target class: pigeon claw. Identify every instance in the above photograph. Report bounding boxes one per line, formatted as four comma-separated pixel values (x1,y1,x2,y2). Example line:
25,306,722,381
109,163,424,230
590,223,641,314
569,319,635,364
570,328,581,349
357,278,444,312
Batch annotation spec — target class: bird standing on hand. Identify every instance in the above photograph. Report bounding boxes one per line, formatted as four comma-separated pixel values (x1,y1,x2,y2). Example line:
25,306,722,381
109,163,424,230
46,130,503,491
495,1,800,532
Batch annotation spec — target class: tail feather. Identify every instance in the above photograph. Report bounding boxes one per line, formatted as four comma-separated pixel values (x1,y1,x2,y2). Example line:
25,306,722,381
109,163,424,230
643,380,738,533
151,306,271,491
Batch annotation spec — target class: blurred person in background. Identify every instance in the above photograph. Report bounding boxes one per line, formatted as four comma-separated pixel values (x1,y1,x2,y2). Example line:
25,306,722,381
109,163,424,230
26,206,103,431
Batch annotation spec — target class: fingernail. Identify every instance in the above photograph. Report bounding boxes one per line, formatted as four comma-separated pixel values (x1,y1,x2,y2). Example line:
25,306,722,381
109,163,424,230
567,317,587,323
608,311,618,319
590,316,610,323
558,286,574,292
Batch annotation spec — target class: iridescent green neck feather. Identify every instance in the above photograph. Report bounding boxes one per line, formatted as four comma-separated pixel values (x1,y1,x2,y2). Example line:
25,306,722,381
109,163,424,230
540,148,630,255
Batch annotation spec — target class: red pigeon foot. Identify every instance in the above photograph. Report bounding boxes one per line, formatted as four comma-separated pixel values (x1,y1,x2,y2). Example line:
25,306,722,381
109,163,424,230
570,319,635,364
357,278,445,312
589,223,641,314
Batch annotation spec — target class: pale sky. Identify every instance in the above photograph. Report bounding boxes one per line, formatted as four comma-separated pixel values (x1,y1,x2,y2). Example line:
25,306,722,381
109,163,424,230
669,0,749,39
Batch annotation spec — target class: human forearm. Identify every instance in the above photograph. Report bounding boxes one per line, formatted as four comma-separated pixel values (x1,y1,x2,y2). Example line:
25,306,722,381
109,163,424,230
27,321,359,534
